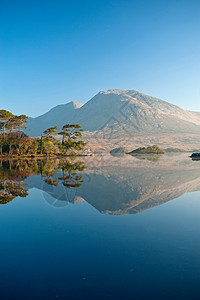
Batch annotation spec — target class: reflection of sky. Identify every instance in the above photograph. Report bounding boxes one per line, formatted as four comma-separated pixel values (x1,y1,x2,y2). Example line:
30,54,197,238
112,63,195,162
0,188,200,299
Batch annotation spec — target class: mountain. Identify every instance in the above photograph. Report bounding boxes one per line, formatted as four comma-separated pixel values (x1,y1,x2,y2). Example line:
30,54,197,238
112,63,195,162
26,89,200,137
27,101,83,136
190,111,200,118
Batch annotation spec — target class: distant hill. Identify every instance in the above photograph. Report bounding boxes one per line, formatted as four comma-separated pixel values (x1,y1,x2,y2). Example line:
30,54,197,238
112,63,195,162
27,101,83,136
26,89,200,137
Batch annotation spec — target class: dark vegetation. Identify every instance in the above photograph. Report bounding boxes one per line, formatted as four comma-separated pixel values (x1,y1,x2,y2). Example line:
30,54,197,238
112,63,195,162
190,153,200,157
190,153,200,160
128,145,165,155
0,110,86,157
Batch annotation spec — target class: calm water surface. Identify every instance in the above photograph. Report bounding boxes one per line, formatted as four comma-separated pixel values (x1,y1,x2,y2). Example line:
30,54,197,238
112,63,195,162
0,154,200,300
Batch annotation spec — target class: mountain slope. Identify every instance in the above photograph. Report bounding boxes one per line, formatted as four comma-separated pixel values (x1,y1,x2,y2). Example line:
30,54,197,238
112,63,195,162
26,90,200,136
27,101,83,136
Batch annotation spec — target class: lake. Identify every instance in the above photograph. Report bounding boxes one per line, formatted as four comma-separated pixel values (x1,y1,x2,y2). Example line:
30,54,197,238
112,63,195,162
0,153,200,300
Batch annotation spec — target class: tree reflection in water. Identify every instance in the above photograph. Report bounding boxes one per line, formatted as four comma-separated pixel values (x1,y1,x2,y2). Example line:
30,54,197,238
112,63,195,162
0,158,86,205
58,159,85,188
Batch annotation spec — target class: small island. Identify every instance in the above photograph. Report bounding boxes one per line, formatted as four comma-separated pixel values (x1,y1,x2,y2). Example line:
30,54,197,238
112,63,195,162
190,153,200,160
127,145,165,155
0,109,87,157
110,147,127,156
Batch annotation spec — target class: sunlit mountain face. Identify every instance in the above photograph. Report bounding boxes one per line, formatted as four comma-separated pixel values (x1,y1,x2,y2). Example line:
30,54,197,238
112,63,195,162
26,89,200,137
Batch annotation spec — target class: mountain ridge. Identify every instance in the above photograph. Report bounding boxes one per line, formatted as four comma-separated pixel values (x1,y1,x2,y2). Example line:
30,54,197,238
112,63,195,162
26,89,200,137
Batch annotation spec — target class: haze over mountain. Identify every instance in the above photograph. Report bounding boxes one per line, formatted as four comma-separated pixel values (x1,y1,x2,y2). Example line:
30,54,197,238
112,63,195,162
26,89,200,137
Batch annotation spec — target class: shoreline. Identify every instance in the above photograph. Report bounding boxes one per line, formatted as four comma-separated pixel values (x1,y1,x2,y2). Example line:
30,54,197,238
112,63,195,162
0,154,92,159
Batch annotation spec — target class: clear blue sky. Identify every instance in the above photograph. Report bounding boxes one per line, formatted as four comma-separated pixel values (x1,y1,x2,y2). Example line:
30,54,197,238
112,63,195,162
0,0,199,117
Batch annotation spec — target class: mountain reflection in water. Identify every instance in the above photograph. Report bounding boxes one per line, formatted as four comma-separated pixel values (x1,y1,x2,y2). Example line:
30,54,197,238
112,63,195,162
0,153,200,214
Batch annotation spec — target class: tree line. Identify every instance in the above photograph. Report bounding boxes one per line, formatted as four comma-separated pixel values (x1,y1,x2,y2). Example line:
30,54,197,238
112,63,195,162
0,109,86,156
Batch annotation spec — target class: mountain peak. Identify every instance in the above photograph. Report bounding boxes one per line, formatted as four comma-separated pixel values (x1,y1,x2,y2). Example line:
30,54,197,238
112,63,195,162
99,89,131,95
26,89,200,137
70,101,83,109
99,89,163,99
